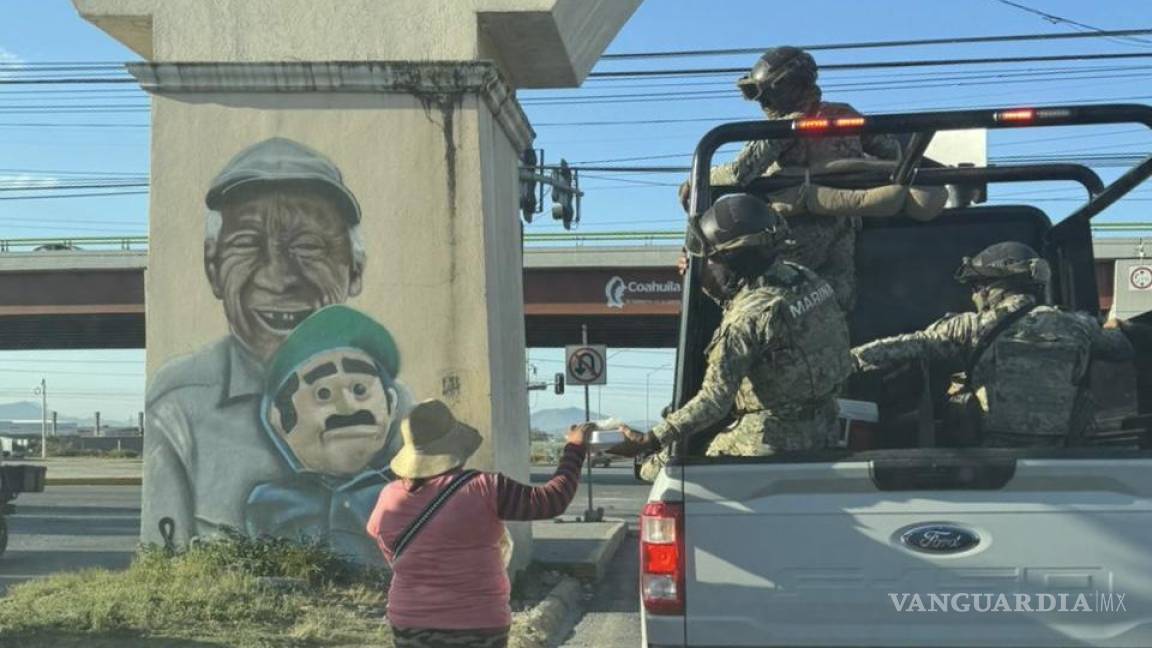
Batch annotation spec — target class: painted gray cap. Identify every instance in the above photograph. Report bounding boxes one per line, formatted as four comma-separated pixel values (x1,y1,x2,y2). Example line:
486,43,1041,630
205,137,361,225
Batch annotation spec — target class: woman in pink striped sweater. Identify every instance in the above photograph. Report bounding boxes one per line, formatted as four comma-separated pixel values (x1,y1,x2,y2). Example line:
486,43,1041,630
367,399,593,648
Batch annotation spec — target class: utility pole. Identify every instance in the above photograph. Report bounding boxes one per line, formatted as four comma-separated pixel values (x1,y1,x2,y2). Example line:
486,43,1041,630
37,379,46,459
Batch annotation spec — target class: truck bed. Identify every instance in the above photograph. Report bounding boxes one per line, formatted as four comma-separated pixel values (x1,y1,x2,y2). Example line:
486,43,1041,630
646,451,1152,647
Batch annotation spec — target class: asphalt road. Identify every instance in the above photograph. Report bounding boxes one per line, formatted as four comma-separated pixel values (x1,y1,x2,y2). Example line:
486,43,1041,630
0,464,650,643
544,462,647,648
0,485,139,595
540,460,650,523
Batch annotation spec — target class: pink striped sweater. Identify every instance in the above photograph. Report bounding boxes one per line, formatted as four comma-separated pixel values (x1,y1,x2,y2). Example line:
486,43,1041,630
367,443,587,629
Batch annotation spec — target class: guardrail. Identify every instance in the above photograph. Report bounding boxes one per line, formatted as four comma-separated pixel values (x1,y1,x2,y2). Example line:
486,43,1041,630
0,236,148,252
1,223,1149,252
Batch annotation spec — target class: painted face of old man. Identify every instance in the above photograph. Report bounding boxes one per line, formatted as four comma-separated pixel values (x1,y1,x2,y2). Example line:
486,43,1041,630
206,188,363,362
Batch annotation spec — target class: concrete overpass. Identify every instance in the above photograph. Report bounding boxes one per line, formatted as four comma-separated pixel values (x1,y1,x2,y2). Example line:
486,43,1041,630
0,243,681,350
0,236,1143,350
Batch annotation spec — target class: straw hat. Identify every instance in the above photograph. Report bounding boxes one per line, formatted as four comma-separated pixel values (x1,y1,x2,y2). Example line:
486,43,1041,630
390,399,482,479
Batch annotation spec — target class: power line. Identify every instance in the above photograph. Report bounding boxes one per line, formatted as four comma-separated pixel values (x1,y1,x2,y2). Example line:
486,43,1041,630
0,168,146,177
587,51,1152,79
0,189,149,202
993,1,1152,47
0,78,137,85
0,181,149,192
525,70,1152,106
600,28,1152,60
0,122,149,129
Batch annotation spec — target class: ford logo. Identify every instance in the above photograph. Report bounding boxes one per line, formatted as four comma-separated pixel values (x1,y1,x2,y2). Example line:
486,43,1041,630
900,524,980,554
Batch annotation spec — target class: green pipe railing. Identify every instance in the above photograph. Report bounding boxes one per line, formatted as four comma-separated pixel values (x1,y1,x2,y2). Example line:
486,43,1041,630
1,223,1150,251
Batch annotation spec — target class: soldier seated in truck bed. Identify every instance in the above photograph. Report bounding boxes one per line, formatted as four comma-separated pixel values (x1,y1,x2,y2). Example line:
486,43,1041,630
852,241,1135,448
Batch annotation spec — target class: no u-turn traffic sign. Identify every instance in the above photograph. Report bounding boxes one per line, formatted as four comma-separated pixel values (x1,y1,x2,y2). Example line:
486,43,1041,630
565,345,607,386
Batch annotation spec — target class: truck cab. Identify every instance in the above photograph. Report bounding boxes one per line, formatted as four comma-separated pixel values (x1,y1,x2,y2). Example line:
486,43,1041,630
641,104,1152,647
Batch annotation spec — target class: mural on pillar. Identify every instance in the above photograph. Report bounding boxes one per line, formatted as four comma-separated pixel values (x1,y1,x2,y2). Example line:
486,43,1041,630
143,138,411,564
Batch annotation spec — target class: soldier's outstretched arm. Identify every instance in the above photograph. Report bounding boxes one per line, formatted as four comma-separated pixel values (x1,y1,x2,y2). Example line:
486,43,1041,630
719,138,789,187
651,313,759,446
1090,316,1136,361
852,313,974,372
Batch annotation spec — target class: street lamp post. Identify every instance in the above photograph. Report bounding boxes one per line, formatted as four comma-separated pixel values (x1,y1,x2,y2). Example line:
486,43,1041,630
645,362,673,424
34,379,47,459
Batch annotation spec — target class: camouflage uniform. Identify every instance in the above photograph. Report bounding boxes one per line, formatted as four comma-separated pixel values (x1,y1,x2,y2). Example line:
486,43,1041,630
641,261,853,481
710,99,903,313
852,288,1134,446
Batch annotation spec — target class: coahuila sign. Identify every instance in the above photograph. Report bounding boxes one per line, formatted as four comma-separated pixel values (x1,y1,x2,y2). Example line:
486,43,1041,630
605,276,681,309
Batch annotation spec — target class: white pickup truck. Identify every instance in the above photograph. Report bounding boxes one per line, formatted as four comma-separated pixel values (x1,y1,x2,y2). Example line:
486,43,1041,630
640,104,1152,647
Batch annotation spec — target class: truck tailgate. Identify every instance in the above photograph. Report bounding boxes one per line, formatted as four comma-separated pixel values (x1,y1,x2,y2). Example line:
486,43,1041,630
662,456,1152,647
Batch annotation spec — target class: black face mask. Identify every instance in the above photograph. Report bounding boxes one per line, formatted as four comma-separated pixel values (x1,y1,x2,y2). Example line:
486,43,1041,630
701,259,741,304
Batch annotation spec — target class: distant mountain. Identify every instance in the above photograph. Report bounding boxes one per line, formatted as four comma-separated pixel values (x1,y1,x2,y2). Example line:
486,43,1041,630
530,407,660,435
0,401,46,420
530,407,605,435
0,401,83,422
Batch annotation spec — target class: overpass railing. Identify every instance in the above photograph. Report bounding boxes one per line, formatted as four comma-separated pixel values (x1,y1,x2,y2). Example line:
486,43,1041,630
0,236,148,252
1,223,1149,252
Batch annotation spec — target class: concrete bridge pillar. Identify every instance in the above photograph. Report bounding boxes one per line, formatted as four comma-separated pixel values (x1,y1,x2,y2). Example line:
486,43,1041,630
73,0,640,568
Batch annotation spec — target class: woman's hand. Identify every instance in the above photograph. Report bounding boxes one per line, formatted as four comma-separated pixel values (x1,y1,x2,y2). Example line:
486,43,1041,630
566,422,597,446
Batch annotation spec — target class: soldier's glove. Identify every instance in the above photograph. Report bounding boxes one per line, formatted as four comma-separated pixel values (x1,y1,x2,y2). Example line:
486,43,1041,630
850,352,871,374
606,428,660,458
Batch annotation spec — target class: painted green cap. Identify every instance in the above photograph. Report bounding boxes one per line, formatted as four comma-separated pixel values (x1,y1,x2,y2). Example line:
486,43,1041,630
265,305,400,394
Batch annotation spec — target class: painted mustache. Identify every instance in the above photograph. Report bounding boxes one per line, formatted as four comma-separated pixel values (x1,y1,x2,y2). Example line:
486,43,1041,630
324,410,377,430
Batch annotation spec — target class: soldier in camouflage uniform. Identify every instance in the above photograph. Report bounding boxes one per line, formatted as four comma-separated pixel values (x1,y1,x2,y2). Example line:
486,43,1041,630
852,242,1134,447
679,46,904,312
619,194,853,482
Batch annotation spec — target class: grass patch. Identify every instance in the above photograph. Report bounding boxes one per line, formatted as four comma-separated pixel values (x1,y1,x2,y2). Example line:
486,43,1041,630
0,531,392,647
0,531,558,648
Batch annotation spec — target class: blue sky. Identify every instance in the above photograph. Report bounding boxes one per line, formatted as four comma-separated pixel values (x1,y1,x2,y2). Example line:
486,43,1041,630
1,0,1151,422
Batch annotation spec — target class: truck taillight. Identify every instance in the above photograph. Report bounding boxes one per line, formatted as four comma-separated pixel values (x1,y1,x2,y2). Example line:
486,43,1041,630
641,501,684,615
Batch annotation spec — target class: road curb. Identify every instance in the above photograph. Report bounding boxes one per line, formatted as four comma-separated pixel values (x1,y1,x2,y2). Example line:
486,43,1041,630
519,521,630,647
45,477,142,486
516,577,584,648
533,520,627,582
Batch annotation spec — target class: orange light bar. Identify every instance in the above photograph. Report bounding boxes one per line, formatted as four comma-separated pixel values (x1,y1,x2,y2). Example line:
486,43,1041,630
794,116,867,131
996,109,1036,123
795,117,830,131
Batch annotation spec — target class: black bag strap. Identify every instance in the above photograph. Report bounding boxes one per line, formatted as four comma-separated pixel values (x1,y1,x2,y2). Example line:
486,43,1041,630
389,469,481,562
964,302,1039,385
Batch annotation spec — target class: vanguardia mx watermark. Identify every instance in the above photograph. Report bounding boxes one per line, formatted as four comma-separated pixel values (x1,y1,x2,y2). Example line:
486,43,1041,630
889,592,1128,614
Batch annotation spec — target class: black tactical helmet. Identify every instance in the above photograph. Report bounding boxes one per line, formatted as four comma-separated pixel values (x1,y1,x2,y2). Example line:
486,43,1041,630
737,46,819,104
686,193,793,259
955,241,1051,286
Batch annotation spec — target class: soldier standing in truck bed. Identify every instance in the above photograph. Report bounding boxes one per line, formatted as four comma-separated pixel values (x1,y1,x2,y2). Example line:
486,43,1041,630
679,46,904,313
618,194,853,481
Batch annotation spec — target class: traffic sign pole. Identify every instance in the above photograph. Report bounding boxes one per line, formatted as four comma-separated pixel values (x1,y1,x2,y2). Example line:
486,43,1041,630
580,325,603,523
563,334,606,523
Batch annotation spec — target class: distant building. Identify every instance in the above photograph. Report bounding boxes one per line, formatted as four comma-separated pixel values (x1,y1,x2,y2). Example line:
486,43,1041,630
0,419,79,437
0,435,32,457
